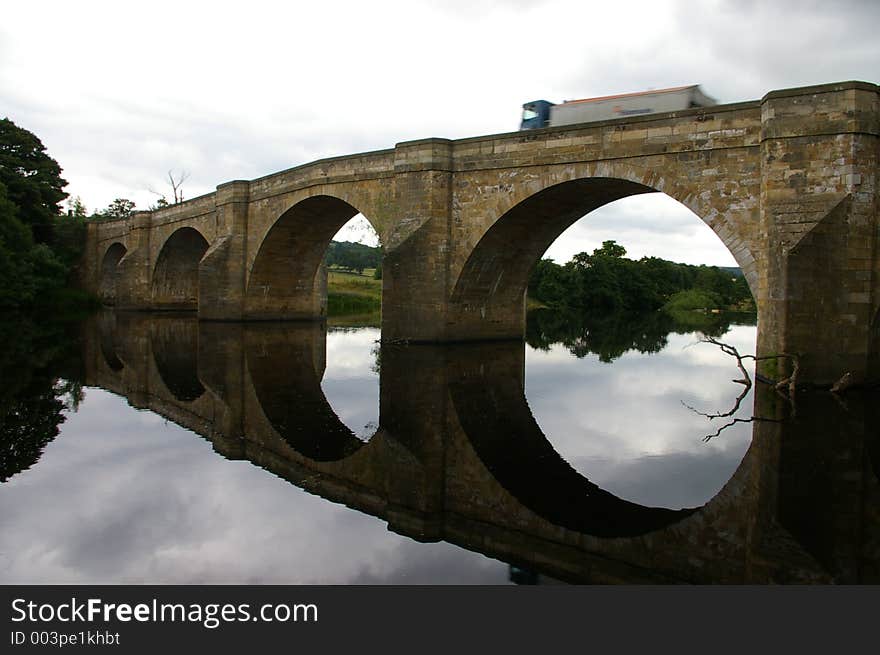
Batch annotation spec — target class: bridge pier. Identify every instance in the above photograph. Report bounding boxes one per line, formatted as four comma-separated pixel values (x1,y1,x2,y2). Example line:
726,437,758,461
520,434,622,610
199,181,250,320
757,83,879,385
381,139,454,343
113,212,153,310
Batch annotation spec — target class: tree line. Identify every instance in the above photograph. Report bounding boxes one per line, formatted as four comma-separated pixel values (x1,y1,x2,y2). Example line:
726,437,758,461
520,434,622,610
324,240,382,277
0,118,87,310
528,240,755,315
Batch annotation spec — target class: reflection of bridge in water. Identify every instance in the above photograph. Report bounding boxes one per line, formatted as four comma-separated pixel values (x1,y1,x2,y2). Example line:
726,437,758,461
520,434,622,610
87,312,880,583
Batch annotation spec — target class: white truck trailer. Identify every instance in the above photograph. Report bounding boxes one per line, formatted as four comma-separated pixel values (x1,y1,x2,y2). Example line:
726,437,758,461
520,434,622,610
520,85,718,130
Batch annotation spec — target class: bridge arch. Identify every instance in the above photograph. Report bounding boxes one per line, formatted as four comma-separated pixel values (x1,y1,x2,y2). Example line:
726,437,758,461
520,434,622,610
448,170,758,340
98,242,128,305
245,194,380,320
151,227,210,310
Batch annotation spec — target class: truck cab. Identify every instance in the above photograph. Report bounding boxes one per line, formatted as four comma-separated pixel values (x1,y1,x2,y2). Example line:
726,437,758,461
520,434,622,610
520,100,555,130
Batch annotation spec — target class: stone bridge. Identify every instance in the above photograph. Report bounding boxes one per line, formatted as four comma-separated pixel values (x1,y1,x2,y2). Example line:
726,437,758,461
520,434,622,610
82,81,880,385
83,312,880,583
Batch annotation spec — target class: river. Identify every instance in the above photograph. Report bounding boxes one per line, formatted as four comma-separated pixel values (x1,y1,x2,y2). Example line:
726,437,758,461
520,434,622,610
0,309,877,584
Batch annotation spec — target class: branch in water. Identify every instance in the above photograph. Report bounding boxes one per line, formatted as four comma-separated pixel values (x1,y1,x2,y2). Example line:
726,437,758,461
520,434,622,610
684,336,755,420
701,416,784,442
685,336,799,440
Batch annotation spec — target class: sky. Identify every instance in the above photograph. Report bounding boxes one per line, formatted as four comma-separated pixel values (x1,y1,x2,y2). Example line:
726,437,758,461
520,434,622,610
2,0,878,265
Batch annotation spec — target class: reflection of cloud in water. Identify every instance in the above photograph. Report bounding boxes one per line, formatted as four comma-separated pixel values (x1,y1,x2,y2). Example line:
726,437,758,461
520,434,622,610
525,326,757,508
322,327,380,439
1,323,762,583
0,390,503,584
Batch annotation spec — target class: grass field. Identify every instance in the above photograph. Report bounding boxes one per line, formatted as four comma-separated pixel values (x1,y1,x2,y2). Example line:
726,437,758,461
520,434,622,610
327,269,381,326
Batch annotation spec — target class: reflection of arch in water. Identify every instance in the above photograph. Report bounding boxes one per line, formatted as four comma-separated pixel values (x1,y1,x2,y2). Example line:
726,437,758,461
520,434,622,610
98,311,125,372
150,316,205,402
447,341,696,538
98,242,127,305
152,227,210,310
245,322,368,462
870,307,880,384
871,409,880,483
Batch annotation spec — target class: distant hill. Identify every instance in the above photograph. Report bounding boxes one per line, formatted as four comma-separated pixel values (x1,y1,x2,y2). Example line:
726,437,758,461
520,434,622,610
719,266,744,277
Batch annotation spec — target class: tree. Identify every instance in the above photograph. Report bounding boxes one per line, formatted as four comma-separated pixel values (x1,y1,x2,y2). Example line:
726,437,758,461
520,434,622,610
67,196,88,218
167,169,189,203
593,240,627,259
325,241,381,274
0,118,68,244
99,198,136,220
527,238,755,317
0,181,36,305
149,169,190,206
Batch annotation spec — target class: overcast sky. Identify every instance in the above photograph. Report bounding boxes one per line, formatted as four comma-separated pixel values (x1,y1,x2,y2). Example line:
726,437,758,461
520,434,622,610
2,0,878,265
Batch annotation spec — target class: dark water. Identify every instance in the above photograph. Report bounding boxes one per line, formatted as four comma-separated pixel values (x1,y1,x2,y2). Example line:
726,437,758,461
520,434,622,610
1,310,878,584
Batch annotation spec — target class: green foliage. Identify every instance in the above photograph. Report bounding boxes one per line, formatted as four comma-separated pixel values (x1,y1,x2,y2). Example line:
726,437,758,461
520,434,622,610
326,268,381,325
0,118,68,244
67,196,88,218
327,293,378,315
0,314,84,482
526,306,753,363
98,198,136,220
325,241,381,275
664,288,724,312
0,182,68,307
0,118,93,310
528,239,755,316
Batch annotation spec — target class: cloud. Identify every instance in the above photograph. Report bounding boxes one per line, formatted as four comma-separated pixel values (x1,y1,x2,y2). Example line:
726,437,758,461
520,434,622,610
1,0,876,253
542,194,738,265
524,328,757,508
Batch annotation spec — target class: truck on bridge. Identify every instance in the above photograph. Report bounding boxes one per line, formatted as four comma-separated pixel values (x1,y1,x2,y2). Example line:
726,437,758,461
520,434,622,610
519,84,717,130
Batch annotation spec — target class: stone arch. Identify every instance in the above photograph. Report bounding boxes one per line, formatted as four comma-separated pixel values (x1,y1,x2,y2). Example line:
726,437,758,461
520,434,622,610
470,161,758,273
98,242,127,305
449,172,758,341
245,194,379,320
151,227,210,310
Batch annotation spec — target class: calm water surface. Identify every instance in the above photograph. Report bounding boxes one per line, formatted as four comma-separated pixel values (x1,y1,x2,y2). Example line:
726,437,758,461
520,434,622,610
1,311,877,584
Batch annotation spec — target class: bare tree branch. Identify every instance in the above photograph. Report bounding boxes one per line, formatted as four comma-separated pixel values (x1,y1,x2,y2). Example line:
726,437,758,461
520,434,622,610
685,336,802,440
167,169,190,203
